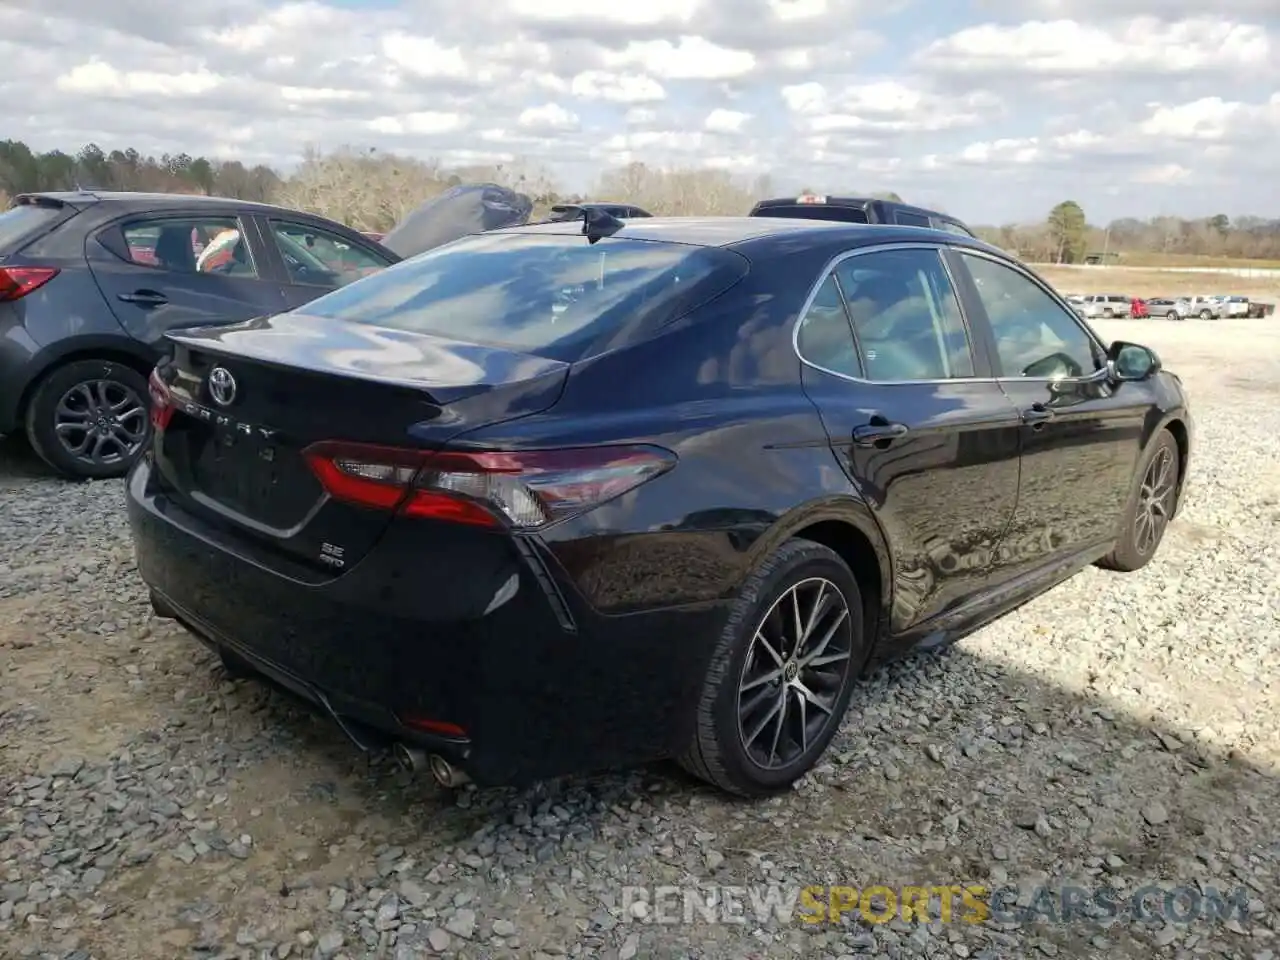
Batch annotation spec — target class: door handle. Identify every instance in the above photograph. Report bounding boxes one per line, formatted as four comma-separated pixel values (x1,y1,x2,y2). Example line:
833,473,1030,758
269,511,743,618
1022,403,1055,427
118,290,168,307
852,422,909,447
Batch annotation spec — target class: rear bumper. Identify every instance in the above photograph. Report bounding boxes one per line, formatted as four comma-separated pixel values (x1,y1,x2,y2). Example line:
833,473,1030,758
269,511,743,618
125,457,728,785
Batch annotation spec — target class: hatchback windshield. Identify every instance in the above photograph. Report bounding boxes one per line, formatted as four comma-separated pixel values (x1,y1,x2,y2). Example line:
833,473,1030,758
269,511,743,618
298,231,749,361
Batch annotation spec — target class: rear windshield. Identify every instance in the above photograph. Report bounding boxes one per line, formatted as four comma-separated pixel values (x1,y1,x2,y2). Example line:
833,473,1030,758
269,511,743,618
299,232,749,362
0,203,63,252
751,204,869,223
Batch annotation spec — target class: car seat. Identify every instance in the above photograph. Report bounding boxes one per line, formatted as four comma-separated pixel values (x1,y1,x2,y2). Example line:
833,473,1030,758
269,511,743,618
153,226,197,272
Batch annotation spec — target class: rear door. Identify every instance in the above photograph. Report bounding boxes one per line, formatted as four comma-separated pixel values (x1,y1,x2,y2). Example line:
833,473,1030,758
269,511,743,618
86,211,288,347
256,217,397,311
947,248,1148,572
795,242,1024,634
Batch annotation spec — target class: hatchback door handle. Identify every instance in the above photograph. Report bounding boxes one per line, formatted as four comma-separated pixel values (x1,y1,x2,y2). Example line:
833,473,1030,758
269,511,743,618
1022,403,1055,426
118,290,168,307
852,422,909,447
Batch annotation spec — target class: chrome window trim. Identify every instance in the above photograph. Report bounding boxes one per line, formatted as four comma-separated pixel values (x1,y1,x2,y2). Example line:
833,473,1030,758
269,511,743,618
790,240,992,386
951,246,1111,384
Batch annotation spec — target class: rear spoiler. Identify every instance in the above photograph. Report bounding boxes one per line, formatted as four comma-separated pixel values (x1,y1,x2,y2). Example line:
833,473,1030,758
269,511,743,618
13,192,96,211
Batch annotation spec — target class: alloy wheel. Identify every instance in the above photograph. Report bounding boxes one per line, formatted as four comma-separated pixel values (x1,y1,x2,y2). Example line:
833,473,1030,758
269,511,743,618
53,379,149,467
1134,445,1176,556
736,577,855,770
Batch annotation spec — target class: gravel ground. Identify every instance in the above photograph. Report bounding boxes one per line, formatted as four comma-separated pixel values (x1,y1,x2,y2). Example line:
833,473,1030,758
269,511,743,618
2,316,1278,960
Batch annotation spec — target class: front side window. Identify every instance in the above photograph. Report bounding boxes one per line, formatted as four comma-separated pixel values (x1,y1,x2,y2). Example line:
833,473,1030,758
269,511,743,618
832,248,976,381
297,232,749,362
270,221,391,289
121,216,257,277
958,252,1101,379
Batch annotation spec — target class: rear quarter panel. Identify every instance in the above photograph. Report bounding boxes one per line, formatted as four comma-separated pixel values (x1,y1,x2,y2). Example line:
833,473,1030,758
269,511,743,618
454,253,893,617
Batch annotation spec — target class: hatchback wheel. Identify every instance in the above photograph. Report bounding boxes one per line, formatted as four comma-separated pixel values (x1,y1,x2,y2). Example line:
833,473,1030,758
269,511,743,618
25,359,151,480
1097,429,1180,572
678,539,865,796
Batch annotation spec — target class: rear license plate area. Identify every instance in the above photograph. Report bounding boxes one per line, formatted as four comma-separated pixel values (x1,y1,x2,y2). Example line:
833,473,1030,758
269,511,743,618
192,428,314,528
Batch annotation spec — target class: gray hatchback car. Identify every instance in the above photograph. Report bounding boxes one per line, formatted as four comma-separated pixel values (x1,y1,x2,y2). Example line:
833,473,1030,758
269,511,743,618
0,191,400,479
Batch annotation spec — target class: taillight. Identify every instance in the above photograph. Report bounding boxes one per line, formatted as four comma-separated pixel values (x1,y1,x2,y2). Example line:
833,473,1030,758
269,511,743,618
302,441,677,529
148,369,174,431
0,266,59,301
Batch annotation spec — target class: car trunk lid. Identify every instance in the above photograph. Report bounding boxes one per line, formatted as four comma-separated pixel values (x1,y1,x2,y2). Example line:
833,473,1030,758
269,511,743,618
151,312,569,574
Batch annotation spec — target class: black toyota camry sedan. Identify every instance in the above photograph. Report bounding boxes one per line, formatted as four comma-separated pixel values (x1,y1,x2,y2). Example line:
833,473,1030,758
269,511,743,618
126,212,1193,797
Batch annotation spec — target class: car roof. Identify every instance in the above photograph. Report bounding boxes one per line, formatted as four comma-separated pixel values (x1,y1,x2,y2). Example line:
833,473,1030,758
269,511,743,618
498,215,996,252
17,190,301,216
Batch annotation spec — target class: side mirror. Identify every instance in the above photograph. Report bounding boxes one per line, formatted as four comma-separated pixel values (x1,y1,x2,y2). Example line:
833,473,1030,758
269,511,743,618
1108,341,1160,381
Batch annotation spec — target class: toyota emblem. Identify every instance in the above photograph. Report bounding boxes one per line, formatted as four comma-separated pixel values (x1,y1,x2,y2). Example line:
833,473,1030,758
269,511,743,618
208,367,237,407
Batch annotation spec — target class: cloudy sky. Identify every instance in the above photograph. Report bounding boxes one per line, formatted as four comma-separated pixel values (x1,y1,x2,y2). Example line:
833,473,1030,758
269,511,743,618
4,0,1278,224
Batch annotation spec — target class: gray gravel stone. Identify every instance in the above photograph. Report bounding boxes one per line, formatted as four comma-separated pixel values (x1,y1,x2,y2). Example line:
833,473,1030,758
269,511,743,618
1,318,1278,960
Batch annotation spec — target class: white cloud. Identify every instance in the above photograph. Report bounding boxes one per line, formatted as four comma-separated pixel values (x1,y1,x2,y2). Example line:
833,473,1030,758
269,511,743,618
56,60,224,97
783,79,1001,133
918,17,1272,77
570,71,666,103
704,109,751,133
1,0,1278,222
518,103,581,132
604,37,757,80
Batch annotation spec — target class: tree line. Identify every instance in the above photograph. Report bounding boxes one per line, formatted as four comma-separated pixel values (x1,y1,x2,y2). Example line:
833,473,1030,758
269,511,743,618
3,139,1279,261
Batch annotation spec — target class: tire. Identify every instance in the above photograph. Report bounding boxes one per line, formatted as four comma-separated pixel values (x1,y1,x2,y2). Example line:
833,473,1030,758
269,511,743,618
1102,309,1114,318
219,647,255,679
678,539,866,797
24,359,151,480
1165,311,1179,322
1199,310,1212,320
1096,429,1180,573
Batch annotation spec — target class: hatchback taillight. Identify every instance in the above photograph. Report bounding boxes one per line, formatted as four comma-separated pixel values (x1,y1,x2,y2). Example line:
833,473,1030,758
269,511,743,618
0,266,59,301
302,441,676,529
148,369,175,431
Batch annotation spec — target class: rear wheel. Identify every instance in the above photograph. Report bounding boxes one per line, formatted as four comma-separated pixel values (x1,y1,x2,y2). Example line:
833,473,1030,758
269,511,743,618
1199,309,1212,320
678,540,865,796
1097,429,1180,572
24,359,151,480
1166,311,1179,321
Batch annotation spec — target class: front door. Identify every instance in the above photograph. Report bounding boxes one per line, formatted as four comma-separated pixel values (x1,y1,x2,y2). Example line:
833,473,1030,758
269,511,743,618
87,212,288,348
795,243,1024,634
947,248,1148,576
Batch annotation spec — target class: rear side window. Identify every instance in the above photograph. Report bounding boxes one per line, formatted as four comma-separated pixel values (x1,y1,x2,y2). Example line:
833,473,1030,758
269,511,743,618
119,216,258,277
833,248,975,381
0,204,64,252
751,204,870,223
298,232,749,362
796,275,862,378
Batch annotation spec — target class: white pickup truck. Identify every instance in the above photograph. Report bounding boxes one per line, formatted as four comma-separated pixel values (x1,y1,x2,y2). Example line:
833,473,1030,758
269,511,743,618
1212,296,1251,318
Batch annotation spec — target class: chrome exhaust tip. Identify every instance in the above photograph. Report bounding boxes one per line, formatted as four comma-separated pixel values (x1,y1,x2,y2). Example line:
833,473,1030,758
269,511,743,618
392,743,427,774
428,754,470,789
